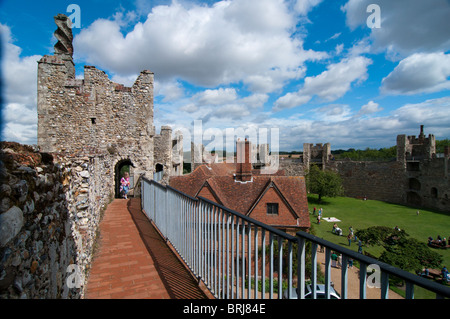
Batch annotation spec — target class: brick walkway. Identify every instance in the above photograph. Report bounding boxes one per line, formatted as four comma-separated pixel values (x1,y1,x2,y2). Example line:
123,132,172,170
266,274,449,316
84,198,210,299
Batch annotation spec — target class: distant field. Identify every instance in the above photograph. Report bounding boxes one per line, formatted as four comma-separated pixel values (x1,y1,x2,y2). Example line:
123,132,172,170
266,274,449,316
306,194,450,298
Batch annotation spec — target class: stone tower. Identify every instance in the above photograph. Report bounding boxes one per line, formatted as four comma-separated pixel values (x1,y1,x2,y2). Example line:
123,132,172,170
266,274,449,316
303,143,331,170
37,14,155,189
396,125,436,166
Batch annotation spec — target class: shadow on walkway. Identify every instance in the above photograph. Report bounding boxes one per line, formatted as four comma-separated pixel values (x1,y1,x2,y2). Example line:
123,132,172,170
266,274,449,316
126,198,209,299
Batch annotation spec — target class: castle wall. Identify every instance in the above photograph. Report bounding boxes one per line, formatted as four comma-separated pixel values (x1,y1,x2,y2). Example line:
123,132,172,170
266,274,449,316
154,126,173,184
279,160,305,176
405,157,450,212
0,142,113,298
37,56,155,180
327,160,407,204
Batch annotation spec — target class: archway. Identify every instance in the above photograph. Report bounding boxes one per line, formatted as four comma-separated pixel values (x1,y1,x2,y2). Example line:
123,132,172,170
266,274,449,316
115,159,135,198
154,163,164,181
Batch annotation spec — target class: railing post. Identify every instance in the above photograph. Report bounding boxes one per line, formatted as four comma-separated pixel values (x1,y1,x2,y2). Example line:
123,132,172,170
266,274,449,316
269,233,274,299
311,243,317,299
241,219,246,299
325,248,332,299
236,217,240,299
406,281,414,299
341,255,348,299
247,221,251,299
254,225,258,299
359,262,367,299
231,214,235,299
213,206,218,296
297,238,306,299
261,229,266,299
288,241,293,300
278,237,283,299
226,212,230,299
381,271,389,299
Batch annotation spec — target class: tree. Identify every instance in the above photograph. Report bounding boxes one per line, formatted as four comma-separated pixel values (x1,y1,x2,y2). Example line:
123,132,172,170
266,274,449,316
380,238,443,273
356,226,443,273
436,139,450,154
305,165,343,203
355,226,408,247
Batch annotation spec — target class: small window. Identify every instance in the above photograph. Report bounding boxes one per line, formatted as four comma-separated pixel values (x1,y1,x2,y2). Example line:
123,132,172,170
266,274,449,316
267,203,279,215
91,118,96,124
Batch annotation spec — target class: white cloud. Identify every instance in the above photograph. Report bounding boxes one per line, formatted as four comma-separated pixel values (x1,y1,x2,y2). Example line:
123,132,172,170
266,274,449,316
179,103,199,113
315,104,352,122
194,88,238,106
1,23,41,144
274,56,372,110
272,97,450,150
294,0,324,15
302,56,372,100
157,80,185,102
273,92,312,111
357,101,383,116
342,0,450,57
392,97,450,128
73,0,326,92
381,52,450,95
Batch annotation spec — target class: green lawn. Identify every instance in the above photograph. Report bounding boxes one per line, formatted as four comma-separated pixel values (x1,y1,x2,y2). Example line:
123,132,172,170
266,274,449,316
307,194,450,298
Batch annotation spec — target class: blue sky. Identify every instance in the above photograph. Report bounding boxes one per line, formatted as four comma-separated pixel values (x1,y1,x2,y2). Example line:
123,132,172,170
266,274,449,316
1,0,450,151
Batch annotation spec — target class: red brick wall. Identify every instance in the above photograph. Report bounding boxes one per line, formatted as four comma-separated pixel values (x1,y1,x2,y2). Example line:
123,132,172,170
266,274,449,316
249,187,298,227
198,185,221,205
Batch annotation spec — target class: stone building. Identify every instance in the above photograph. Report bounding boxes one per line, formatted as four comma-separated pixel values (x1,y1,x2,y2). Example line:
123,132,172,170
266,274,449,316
37,14,182,195
279,125,449,212
396,125,448,211
0,13,186,298
153,126,183,183
302,143,332,170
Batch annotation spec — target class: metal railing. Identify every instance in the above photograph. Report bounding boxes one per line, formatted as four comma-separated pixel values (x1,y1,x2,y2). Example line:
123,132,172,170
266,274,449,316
141,177,450,299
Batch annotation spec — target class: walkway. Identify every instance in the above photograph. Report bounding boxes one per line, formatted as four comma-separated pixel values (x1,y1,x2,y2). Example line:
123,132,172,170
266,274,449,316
84,198,211,299
316,250,403,299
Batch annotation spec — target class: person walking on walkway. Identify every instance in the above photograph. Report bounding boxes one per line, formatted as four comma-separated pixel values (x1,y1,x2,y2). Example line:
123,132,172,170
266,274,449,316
120,172,130,199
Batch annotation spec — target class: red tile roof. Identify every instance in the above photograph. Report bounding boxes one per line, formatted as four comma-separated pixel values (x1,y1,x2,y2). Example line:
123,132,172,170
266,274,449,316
169,163,310,229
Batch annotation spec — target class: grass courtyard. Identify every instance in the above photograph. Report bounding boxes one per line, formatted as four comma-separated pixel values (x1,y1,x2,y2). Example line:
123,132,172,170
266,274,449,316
306,194,450,298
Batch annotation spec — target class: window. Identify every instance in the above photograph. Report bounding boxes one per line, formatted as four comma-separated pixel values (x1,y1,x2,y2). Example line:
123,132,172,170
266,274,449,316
91,117,96,125
267,203,279,215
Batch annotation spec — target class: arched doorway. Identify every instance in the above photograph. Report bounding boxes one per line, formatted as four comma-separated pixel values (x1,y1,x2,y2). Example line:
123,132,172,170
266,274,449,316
115,159,135,198
154,163,164,181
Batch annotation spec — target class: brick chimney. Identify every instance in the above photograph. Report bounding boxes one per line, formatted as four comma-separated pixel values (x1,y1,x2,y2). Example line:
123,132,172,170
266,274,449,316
236,139,252,182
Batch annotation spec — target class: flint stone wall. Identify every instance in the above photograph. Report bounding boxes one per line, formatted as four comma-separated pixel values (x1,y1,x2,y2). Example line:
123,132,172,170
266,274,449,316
0,142,113,299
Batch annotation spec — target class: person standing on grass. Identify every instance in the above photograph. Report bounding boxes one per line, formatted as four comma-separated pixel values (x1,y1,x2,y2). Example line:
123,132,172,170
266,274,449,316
347,233,352,246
